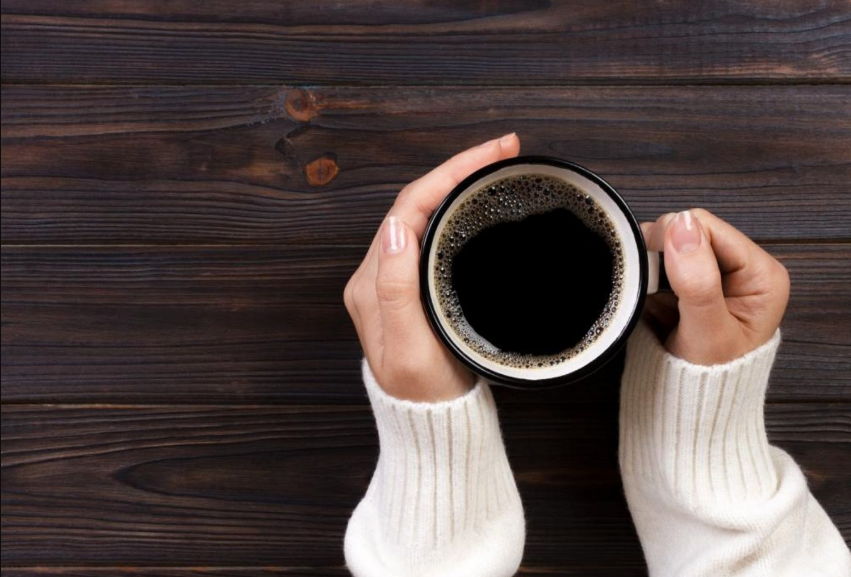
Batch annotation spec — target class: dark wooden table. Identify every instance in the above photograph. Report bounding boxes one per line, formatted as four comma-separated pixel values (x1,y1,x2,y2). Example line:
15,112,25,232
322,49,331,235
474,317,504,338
2,1,849,575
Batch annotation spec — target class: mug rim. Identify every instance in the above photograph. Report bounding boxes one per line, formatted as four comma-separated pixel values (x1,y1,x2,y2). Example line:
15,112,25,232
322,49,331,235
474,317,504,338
419,155,649,388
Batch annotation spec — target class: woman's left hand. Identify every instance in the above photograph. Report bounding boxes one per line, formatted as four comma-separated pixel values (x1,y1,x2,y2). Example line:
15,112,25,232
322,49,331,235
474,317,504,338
344,133,521,401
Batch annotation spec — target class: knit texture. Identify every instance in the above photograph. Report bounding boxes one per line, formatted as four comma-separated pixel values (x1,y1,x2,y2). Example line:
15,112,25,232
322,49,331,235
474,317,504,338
620,321,851,576
344,358,525,577
344,323,850,576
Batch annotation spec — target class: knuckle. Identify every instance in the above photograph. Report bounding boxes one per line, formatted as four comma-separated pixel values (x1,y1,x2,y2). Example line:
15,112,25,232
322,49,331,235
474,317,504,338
396,183,416,205
343,278,355,310
677,274,721,307
656,212,676,227
690,207,713,221
344,276,367,311
399,181,414,197
396,194,426,219
772,259,791,292
375,275,415,305
754,253,790,294
353,281,373,307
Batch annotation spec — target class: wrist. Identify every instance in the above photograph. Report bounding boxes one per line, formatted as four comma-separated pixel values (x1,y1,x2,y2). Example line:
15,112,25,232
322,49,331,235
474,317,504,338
368,355,475,403
664,320,782,366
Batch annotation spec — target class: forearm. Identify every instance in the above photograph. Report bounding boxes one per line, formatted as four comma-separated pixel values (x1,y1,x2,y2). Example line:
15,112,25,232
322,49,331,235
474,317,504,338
345,358,525,577
619,321,850,576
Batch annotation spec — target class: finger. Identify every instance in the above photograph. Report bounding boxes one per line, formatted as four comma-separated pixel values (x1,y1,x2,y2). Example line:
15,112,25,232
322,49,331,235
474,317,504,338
347,232,382,326
642,213,676,252
374,216,434,360
353,234,380,286
347,264,383,361
663,210,732,334
350,134,520,294
685,209,768,274
355,133,520,284
390,133,521,239
686,209,786,304
346,234,385,360
693,210,791,340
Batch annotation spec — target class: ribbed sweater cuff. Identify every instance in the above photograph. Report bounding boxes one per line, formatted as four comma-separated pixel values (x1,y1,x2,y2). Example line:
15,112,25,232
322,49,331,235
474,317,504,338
620,322,782,505
348,359,524,574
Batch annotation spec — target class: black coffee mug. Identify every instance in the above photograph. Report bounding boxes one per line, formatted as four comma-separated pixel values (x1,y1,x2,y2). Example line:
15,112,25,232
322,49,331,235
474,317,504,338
419,156,667,388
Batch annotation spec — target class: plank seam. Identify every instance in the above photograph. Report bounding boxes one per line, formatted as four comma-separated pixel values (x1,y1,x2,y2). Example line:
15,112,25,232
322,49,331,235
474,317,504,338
2,80,851,88
3,240,849,249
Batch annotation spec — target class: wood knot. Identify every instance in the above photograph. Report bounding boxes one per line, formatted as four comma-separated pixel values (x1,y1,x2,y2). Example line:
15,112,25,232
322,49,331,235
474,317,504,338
305,154,339,187
285,88,319,122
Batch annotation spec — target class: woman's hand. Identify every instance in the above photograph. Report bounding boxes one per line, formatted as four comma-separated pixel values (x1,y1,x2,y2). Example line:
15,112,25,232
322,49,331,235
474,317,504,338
642,209,791,365
344,134,521,402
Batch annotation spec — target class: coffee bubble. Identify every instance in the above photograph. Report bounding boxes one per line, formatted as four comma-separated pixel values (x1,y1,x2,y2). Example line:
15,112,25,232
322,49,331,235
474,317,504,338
433,174,625,370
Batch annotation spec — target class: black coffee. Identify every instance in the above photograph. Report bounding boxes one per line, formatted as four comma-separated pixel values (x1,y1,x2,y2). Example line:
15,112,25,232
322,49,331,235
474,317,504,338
433,174,624,369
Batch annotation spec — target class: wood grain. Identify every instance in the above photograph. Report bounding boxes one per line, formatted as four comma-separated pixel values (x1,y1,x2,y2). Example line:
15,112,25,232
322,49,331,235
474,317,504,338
2,1,849,85
0,568,642,576
2,403,847,567
2,0,850,573
2,244,849,404
0,571,350,577
3,85,850,245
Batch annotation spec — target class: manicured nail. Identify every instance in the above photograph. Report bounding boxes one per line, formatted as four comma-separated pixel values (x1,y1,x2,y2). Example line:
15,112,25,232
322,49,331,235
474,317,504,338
382,216,407,255
670,210,701,254
499,132,516,146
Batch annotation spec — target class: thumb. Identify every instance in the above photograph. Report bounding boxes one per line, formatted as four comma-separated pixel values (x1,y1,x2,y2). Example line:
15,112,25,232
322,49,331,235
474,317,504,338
375,216,433,361
663,210,732,339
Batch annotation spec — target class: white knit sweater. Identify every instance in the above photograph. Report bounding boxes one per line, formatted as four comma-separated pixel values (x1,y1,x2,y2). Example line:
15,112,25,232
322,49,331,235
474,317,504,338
345,322,851,576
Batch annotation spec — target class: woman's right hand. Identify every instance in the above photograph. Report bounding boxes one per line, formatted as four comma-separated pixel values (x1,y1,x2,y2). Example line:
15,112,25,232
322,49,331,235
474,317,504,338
642,209,791,365
344,133,521,402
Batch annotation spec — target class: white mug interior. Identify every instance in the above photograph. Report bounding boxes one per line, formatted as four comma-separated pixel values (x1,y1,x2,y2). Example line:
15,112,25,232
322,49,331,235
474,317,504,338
426,162,644,381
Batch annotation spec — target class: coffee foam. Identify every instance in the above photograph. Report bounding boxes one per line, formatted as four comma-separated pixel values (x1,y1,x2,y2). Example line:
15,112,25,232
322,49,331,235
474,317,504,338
433,173,625,370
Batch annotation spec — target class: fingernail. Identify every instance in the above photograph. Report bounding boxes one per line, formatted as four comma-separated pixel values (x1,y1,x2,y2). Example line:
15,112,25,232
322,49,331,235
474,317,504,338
382,216,407,255
670,210,701,254
499,132,516,146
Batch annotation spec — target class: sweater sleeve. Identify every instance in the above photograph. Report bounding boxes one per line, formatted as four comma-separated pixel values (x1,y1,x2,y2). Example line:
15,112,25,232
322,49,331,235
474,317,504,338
620,321,851,577
344,358,525,577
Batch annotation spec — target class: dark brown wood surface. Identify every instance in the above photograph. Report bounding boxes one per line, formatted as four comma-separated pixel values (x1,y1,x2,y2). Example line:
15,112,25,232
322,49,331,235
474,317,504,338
0,569,645,577
2,1,850,84
3,85,850,245
2,244,849,404
1,0,849,574
0,565,354,577
0,570,642,577
0,565,647,577
2,404,848,567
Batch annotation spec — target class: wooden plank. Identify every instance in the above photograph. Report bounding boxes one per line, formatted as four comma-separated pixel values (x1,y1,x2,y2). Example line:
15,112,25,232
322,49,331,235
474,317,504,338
2,244,849,404
0,568,642,576
3,85,850,245
1,1,849,85
0,245,363,404
0,568,644,577
0,566,352,577
1,403,847,567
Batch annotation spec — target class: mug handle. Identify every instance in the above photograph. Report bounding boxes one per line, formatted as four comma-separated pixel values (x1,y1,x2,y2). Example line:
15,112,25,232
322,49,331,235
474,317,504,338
647,251,672,295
